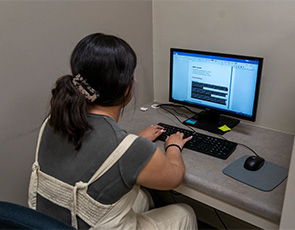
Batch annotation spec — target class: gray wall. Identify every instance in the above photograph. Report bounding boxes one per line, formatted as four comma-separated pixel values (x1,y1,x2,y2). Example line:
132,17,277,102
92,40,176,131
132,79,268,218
280,135,295,228
0,0,153,205
153,0,295,134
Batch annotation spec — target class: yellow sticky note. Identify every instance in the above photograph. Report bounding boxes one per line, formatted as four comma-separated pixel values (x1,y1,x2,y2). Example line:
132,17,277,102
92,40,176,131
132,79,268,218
219,125,231,132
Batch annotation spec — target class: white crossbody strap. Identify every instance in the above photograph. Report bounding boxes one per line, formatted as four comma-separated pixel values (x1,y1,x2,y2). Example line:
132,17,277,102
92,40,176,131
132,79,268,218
28,117,50,209
87,134,138,185
29,117,138,228
35,117,50,163
71,134,138,227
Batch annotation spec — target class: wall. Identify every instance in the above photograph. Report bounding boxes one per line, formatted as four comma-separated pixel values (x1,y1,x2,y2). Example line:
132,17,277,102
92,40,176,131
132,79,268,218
280,135,295,228
0,0,153,206
153,0,295,134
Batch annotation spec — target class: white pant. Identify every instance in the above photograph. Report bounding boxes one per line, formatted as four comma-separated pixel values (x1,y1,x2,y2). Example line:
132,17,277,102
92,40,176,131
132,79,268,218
133,189,197,230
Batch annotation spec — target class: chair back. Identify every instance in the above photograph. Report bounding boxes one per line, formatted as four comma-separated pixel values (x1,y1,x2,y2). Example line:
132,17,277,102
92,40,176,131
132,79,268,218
0,201,76,229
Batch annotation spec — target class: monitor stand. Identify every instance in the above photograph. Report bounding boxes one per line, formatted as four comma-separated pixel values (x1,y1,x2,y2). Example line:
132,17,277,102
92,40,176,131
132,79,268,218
183,109,240,135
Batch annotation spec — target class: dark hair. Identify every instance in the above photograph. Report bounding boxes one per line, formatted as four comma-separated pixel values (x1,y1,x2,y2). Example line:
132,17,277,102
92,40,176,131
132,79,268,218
49,33,137,149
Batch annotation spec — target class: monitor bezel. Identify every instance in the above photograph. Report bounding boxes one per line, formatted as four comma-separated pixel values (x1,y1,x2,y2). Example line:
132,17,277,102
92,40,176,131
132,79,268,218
169,48,263,122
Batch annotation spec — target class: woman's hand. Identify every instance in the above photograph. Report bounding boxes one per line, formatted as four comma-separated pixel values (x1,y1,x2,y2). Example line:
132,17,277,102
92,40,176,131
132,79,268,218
138,125,165,142
165,131,192,150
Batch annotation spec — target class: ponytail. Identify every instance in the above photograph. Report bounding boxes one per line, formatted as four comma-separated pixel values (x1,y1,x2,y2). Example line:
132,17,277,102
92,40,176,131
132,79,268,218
48,75,92,150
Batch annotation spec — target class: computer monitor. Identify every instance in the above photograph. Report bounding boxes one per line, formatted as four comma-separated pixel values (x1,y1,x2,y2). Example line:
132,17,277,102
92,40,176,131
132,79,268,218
169,48,263,134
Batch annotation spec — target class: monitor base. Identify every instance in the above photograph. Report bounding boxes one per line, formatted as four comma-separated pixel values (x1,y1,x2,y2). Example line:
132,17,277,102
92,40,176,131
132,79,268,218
183,111,240,135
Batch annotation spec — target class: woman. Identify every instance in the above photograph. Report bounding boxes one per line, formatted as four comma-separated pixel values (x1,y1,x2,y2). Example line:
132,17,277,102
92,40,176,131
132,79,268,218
28,33,197,229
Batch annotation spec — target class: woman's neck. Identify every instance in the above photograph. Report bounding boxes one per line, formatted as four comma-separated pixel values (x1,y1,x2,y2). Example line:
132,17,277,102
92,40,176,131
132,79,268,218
88,105,122,122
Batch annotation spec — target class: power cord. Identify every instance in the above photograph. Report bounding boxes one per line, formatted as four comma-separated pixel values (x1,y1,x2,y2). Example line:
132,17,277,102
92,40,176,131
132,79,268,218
214,208,228,230
158,103,197,114
236,143,260,157
217,132,261,158
158,106,189,124
158,104,200,135
158,103,230,138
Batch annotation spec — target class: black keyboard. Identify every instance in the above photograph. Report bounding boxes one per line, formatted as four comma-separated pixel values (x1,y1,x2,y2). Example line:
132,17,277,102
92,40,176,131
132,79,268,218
157,123,237,159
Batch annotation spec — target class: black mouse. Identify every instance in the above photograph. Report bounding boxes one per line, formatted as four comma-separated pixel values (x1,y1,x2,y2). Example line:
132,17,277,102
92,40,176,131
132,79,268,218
244,156,265,171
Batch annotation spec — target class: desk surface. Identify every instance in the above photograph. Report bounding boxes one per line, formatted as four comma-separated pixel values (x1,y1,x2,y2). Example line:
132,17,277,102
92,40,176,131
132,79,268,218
119,102,294,227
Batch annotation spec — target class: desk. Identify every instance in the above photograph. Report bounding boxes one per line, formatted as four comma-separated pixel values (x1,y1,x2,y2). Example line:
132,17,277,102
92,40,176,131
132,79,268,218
119,102,294,229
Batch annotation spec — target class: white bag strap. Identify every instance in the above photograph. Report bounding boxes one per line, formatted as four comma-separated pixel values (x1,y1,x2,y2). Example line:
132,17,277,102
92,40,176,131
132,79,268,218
28,117,50,209
34,116,50,163
71,134,138,228
29,116,138,228
87,134,138,185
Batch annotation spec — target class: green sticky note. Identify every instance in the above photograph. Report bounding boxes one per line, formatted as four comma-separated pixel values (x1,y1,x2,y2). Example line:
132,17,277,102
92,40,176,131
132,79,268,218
219,125,231,132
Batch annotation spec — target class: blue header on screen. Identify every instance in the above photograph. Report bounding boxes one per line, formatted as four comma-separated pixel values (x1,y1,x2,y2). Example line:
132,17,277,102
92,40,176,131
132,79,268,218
173,51,259,64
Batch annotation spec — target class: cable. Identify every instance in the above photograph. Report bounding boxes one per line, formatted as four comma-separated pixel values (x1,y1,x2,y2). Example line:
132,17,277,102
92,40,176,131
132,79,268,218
219,134,261,157
158,103,198,115
159,103,221,137
159,106,189,123
217,134,260,157
159,105,199,135
161,106,191,119
214,208,228,230
158,103,228,138
237,142,260,157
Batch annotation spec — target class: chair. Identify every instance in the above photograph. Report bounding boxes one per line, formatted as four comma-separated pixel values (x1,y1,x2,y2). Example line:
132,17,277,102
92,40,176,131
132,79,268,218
0,201,76,229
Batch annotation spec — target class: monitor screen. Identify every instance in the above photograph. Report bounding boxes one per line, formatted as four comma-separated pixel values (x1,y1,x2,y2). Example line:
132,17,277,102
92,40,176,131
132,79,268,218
169,48,263,134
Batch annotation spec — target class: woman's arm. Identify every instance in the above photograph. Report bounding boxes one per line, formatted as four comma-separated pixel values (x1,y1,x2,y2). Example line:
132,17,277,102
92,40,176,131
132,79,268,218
136,131,192,190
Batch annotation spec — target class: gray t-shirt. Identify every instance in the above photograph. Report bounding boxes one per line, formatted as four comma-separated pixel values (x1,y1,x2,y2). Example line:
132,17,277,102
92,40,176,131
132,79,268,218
37,114,156,227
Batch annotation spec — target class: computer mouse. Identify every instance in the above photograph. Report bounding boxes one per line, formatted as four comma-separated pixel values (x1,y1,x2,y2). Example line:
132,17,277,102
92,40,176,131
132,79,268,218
243,156,265,171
